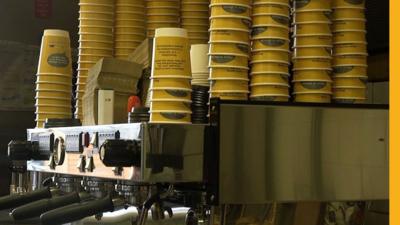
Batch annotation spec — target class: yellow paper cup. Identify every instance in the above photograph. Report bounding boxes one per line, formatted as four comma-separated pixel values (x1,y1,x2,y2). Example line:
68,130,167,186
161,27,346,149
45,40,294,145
78,61,96,70
147,22,180,30
150,88,192,101
250,95,289,101
80,0,113,5
181,11,209,18
188,31,209,39
211,0,252,5
293,10,331,23
293,22,332,36
151,78,192,89
293,58,332,70
79,11,114,20
293,69,333,81
35,97,71,105
332,19,366,32
79,18,114,27
332,0,365,8
36,74,72,83
294,93,332,103
115,41,142,49
35,113,72,122
114,48,136,55
209,54,248,67
115,19,146,27
115,33,146,40
293,35,332,47
36,105,71,114
293,46,332,58
251,50,290,62
209,30,250,44
210,17,252,31
181,18,209,25
146,1,179,8
210,4,251,17
210,79,249,92
79,32,113,42
293,0,332,11
333,65,367,77
183,24,209,32
333,77,367,88
147,8,180,15
333,31,366,44
79,47,113,55
116,12,145,20
147,15,180,23
209,42,250,56
333,55,367,66
250,84,289,96
252,15,290,27
37,30,72,75
79,3,114,12
332,8,365,20
333,43,367,55
115,5,146,12
115,26,146,33
250,74,289,85
252,38,289,51
293,81,332,93
79,54,108,62
253,0,290,5
36,82,72,91
252,4,290,17
210,67,249,79
333,87,367,99
251,62,289,75
150,100,192,111
79,25,113,34
251,26,289,39
79,40,113,49
150,111,192,124
209,91,249,100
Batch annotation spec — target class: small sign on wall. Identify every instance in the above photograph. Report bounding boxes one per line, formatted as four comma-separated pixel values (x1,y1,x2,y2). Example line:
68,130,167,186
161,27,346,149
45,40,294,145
35,0,52,19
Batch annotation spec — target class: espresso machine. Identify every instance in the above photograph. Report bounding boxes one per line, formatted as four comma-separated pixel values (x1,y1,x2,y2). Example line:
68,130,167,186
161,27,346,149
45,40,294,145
0,100,389,225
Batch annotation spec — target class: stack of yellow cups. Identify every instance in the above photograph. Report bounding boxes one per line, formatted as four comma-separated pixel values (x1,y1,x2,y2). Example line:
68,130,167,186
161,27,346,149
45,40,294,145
35,30,73,128
146,0,180,38
77,0,114,119
209,0,252,100
250,0,290,101
115,0,146,59
149,28,193,124
332,0,367,104
181,0,209,45
292,0,333,103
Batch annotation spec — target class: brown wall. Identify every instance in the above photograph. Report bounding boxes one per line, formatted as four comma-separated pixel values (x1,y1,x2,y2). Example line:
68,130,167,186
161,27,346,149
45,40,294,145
0,0,79,47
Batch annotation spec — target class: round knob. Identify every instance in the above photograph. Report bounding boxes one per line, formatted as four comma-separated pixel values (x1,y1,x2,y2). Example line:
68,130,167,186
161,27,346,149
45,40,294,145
99,140,140,167
8,141,34,160
53,138,65,166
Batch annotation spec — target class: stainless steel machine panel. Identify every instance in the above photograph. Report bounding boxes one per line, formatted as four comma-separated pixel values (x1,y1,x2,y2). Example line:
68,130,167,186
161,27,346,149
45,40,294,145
217,103,388,203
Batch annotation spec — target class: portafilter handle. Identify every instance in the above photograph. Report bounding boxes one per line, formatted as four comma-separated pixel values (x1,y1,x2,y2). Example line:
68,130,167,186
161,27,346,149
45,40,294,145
40,195,115,225
0,187,51,210
10,192,81,220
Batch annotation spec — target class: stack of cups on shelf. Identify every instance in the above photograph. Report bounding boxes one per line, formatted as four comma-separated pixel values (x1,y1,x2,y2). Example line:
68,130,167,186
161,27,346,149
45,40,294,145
181,0,210,45
35,30,73,128
209,0,252,100
115,0,147,59
292,0,333,103
250,0,291,101
146,0,180,38
190,44,210,124
149,28,193,124
77,0,114,119
332,0,367,103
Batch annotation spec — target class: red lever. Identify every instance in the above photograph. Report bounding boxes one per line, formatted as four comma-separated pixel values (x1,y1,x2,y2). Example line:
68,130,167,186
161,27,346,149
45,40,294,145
127,96,142,112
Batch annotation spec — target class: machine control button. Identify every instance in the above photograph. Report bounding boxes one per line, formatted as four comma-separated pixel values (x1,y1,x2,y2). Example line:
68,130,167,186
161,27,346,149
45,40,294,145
99,139,141,167
77,155,86,172
82,132,90,148
53,137,65,166
85,156,95,172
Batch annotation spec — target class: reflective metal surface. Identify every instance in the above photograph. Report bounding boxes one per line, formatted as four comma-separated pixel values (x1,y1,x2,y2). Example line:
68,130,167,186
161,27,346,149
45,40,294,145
26,123,205,183
218,103,388,203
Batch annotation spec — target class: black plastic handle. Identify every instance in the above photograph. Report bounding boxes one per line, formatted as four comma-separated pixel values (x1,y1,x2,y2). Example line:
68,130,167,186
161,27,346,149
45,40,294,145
0,187,51,210
40,196,114,225
10,192,81,220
